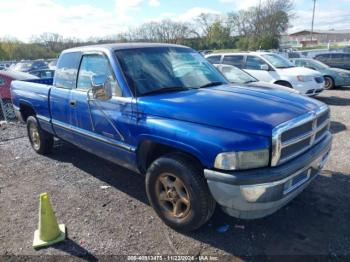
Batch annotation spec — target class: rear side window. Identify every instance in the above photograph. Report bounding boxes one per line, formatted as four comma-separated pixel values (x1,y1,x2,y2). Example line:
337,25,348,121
331,53,343,60
222,55,244,68
206,55,221,64
54,52,81,89
0,77,5,86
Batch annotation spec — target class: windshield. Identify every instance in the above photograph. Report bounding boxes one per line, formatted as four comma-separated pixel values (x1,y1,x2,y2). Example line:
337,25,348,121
262,54,295,69
115,47,228,96
307,59,329,70
218,65,257,84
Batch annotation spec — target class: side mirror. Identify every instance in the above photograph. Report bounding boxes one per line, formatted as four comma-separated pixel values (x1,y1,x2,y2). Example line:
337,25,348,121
260,64,269,71
90,75,112,101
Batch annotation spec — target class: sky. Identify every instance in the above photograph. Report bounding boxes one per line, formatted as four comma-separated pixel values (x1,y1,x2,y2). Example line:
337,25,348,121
0,0,349,42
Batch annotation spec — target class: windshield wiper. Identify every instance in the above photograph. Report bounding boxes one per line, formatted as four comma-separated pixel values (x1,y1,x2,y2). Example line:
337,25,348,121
244,80,257,84
199,81,226,88
277,66,295,69
141,86,189,96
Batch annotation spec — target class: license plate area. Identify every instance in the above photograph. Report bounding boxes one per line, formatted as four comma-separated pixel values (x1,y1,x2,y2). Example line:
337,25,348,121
283,169,310,195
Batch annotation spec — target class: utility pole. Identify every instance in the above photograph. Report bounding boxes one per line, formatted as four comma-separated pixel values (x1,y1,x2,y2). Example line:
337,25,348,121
310,0,316,44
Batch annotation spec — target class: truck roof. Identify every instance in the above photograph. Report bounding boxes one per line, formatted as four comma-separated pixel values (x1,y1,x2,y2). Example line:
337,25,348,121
63,43,190,54
206,51,274,57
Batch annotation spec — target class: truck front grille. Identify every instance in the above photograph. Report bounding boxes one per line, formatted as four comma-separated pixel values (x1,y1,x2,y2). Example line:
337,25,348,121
271,105,330,166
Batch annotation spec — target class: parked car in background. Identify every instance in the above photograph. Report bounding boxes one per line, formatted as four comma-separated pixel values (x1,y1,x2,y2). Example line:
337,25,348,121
11,60,48,72
48,59,57,70
29,69,55,79
314,53,350,71
214,64,300,94
206,52,325,96
291,58,350,89
0,70,39,119
11,43,332,231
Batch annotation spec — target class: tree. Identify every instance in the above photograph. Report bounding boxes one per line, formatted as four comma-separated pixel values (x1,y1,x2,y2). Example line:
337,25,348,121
227,0,293,50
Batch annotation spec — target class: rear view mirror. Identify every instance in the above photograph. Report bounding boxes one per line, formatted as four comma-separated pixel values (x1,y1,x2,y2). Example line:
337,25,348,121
260,64,269,71
90,75,112,101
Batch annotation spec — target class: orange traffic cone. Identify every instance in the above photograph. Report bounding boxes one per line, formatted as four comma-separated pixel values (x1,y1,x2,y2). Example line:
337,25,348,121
33,193,66,248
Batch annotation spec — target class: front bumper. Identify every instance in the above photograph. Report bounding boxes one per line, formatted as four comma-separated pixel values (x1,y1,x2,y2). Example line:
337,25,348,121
204,133,332,219
291,80,324,96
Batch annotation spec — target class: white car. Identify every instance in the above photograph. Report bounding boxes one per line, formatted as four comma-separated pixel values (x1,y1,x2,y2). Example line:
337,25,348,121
214,64,300,94
206,52,325,96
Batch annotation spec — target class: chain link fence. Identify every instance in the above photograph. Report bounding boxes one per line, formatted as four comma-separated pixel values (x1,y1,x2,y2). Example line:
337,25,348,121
0,94,16,122
0,94,6,121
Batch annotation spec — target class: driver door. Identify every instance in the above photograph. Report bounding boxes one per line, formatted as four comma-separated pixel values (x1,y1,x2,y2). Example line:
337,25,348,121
70,53,135,168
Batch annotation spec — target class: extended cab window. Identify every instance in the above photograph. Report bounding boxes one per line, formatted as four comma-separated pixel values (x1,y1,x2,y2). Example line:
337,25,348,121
54,52,81,89
222,55,244,68
77,54,121,96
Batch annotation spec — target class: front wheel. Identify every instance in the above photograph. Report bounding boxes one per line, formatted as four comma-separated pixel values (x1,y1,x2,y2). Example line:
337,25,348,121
27,116,54,154
324,76,334,90
146,153,216,231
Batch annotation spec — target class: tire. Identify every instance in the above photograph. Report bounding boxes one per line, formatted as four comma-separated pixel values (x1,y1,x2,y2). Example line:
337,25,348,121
324,76,334,90
26,116,54,154
2,99,16,120
276,81,293,88
145,153,216,231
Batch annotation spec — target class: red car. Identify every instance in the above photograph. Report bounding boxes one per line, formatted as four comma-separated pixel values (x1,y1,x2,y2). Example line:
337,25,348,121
0,70,38,120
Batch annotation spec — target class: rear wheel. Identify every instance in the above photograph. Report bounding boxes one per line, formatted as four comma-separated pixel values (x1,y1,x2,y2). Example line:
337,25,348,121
324,76,334,89
2,99,16,120
26,116,53,154
146,153,215,231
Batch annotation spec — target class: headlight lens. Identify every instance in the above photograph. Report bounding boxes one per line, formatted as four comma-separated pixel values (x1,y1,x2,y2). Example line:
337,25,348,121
214,149,269,170
297,75,313,82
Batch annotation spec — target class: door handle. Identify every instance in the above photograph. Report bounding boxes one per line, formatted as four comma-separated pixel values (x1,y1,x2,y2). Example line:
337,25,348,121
69,100,76,107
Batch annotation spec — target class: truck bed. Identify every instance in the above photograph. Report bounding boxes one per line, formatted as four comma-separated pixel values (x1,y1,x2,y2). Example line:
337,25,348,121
11,78,53,125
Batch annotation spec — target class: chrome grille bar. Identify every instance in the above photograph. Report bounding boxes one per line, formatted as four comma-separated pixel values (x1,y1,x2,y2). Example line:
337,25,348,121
271,105,330,166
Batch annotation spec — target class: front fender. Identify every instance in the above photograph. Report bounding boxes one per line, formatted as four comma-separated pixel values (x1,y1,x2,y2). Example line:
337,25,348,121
136,117,270,168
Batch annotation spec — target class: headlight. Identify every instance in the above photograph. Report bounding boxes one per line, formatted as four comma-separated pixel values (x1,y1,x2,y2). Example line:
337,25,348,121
338,72,349,77
214,149,269,170
297,75,313,82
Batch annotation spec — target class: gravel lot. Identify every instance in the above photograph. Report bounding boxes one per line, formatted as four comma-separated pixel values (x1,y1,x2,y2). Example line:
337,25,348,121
1,87,350,260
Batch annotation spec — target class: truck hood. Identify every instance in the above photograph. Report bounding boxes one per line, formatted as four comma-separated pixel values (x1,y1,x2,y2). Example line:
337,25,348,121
137,84,325,137
278,67,322,77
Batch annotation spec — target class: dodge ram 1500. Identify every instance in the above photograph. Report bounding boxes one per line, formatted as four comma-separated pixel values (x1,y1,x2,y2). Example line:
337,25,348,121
11,43,332,231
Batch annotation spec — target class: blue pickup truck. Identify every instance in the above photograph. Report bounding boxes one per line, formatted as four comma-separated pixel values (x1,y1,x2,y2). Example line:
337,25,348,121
11,43,332,231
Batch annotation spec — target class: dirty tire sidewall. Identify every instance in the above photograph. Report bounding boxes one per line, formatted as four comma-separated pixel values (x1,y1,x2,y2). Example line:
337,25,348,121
146,154,215,232
26,116,53,155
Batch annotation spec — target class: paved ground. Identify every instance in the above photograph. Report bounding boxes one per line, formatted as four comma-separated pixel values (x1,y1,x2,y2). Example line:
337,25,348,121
1,87,350,260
